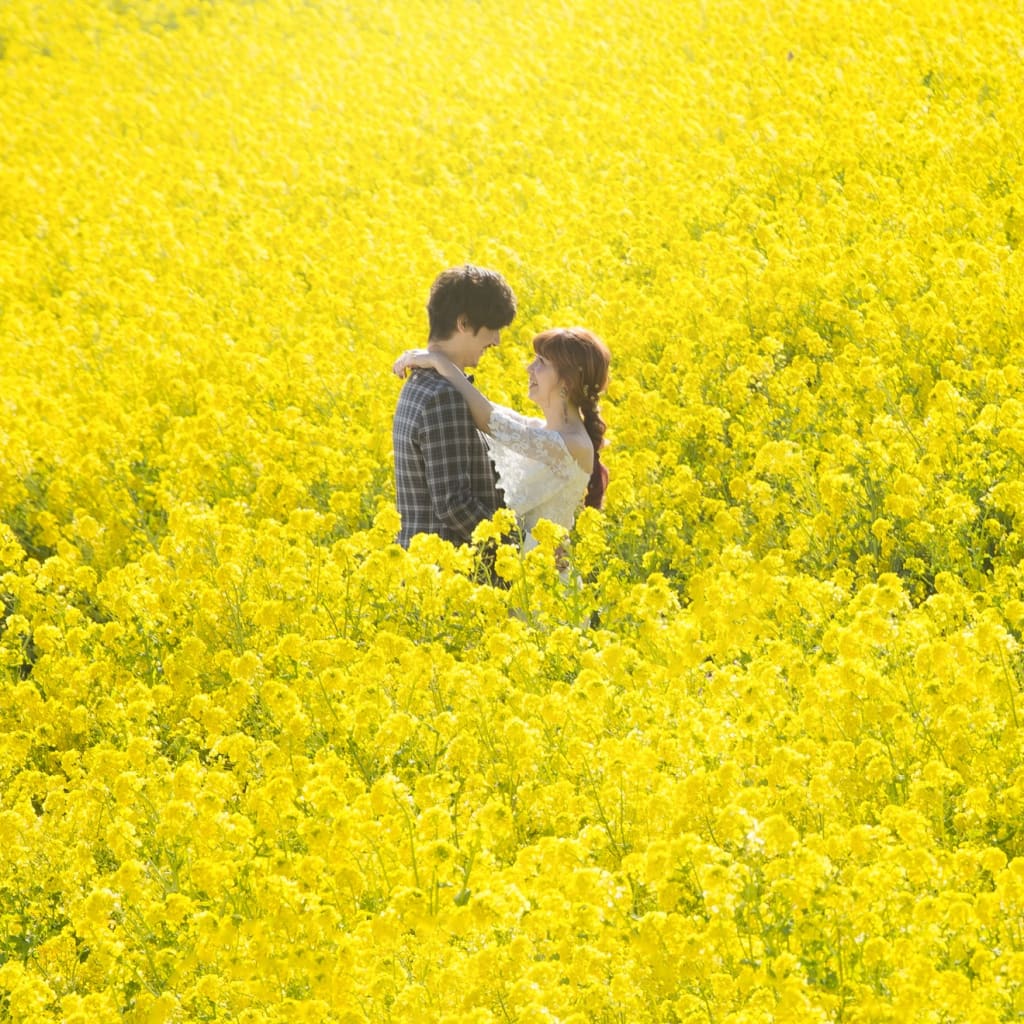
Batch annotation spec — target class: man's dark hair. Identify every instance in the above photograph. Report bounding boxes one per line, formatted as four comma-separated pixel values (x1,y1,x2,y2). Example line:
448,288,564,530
427,264,517,340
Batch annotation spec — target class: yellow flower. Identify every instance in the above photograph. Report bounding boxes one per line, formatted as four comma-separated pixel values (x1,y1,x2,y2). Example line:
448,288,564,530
2,1,1022,1019
472,507,519,545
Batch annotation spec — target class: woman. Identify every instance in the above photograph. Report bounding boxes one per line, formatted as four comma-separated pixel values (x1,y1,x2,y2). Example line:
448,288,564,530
392,327,610,551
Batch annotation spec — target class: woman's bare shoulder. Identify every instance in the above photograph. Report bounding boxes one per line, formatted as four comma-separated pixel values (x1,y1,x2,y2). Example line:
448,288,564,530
560,429,595,474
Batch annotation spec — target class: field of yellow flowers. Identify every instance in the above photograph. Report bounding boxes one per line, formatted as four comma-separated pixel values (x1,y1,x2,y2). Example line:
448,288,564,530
2,0,1024,1021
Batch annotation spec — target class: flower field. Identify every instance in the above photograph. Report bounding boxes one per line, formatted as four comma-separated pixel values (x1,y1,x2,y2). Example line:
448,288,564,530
3,0,1024,1020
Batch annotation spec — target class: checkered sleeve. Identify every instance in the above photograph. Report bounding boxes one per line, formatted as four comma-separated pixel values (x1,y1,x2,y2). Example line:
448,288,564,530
419,386,497,538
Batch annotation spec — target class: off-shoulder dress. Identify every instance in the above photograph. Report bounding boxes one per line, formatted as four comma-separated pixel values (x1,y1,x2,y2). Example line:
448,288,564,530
486,405,591,552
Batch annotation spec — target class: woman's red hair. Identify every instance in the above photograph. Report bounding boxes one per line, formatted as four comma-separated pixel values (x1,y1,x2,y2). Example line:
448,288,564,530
532,327,611,509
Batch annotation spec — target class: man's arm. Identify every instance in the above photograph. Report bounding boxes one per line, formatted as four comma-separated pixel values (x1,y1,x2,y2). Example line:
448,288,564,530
419,387,497,539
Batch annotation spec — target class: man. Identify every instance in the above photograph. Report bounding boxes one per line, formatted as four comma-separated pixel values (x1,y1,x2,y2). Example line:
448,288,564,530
393,264,517,547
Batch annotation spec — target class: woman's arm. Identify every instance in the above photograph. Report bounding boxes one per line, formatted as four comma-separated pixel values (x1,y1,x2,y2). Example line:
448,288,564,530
393,349,494,433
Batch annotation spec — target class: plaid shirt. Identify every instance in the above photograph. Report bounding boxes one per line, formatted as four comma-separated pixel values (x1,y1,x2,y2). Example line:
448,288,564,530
393,368,503,547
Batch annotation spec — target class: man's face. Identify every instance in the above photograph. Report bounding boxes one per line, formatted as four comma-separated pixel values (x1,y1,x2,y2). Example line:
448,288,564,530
454,322,501,369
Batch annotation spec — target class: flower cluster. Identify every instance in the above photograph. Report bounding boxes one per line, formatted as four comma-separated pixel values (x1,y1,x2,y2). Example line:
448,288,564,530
2,0,1024,1022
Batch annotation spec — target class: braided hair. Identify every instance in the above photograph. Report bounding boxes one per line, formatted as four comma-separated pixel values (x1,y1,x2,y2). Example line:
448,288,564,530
532,327,611,509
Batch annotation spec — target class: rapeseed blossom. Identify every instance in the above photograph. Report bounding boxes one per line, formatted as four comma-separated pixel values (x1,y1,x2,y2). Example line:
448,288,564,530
2,0,1024,1021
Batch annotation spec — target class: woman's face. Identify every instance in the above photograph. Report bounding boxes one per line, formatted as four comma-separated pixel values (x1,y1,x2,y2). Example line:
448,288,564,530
527,352,563,408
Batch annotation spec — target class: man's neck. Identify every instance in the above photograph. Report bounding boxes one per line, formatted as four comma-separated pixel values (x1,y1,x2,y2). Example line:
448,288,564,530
427,339,468,372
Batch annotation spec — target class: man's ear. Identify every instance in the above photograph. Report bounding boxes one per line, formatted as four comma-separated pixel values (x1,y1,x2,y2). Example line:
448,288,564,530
456,314,471,334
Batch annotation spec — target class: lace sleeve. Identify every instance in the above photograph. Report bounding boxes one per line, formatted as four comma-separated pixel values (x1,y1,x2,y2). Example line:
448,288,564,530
485,406,578,516
487,406,577,478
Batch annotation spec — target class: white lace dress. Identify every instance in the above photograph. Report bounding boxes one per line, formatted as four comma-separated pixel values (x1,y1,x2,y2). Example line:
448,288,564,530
486,405,592,551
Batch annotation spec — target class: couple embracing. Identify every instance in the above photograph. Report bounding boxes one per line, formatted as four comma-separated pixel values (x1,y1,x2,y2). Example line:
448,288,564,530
392,264,610,560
